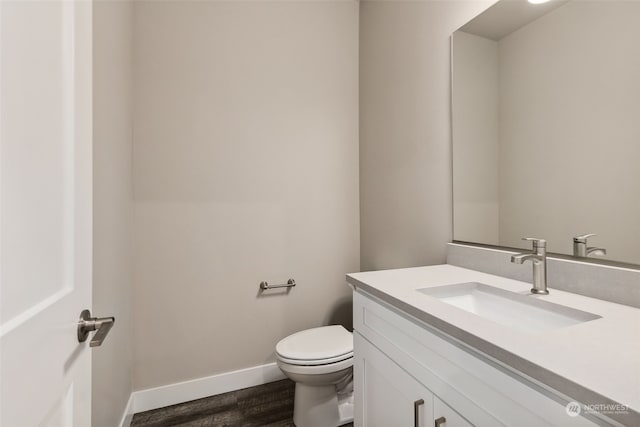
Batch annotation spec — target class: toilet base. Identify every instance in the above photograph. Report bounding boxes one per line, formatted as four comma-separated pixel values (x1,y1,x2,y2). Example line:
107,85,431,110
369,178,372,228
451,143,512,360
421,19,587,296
292,383,353,427
337,387,354,425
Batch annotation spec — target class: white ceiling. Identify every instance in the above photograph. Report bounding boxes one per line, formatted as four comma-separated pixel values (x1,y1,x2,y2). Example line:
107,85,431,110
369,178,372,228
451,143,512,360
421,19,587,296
459,0,570,41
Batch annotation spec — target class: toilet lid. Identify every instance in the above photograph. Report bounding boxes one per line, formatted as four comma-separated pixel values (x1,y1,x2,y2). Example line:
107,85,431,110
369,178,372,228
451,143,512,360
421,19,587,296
276,325,353,363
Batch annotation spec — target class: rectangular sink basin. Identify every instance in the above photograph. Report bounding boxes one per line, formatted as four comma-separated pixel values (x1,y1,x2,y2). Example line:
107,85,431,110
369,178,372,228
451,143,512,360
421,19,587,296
418,282,601,333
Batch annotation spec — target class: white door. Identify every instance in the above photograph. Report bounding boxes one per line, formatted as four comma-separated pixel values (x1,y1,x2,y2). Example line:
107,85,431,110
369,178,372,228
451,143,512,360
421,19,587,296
0,1,93,426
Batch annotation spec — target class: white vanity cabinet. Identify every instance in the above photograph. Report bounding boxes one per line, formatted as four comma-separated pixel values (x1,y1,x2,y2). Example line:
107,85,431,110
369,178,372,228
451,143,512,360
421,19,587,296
353,291,606,427
434,396,473,427
355,332,471,427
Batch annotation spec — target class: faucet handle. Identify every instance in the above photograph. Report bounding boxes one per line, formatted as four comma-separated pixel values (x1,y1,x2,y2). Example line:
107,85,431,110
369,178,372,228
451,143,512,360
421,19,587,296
574,233,596,243
522,237,546,249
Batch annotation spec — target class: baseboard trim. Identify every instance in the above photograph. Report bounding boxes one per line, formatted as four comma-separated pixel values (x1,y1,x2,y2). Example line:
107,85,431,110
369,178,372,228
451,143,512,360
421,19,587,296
121,362,286,421
119,393,135,427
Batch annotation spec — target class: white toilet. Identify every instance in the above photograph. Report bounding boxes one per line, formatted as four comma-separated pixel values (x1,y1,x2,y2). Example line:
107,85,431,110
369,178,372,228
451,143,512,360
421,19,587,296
276,325,354,427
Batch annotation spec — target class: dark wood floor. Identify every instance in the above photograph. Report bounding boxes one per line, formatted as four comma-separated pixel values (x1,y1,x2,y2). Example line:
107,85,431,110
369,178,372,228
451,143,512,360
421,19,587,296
130,379,354,427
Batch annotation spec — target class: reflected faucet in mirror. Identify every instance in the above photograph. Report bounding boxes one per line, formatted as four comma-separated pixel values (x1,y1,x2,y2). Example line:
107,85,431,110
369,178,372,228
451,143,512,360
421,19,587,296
511,237,549,295
573,234,607,258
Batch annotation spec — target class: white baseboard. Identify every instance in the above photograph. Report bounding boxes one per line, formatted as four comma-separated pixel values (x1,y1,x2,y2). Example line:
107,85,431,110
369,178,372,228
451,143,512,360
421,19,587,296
119,362,286,425
118,393,135,427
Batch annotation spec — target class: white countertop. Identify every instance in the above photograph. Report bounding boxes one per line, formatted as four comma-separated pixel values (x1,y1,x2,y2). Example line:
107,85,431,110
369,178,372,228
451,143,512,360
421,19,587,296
347,264,640,423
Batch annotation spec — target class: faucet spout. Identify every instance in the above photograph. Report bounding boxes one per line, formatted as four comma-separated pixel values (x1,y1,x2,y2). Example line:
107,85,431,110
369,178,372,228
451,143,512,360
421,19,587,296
511,253,541,264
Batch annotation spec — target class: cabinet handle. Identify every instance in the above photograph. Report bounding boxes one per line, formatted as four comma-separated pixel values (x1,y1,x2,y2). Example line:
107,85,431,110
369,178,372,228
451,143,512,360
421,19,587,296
435,416,446,427
414,399,425,427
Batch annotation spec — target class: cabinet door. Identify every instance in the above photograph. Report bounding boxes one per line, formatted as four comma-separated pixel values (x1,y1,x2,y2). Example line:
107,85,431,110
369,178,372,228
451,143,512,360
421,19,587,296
434,396,473,427
354,332,433,427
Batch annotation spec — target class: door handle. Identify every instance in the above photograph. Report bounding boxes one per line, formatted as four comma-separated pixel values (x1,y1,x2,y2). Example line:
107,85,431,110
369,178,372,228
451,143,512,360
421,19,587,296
414,399,424,427
77,309,115,347
435,416,447,427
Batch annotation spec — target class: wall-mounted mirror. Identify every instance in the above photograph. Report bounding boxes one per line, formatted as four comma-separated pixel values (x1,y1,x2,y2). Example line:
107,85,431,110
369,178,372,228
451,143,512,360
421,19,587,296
452,0,640,266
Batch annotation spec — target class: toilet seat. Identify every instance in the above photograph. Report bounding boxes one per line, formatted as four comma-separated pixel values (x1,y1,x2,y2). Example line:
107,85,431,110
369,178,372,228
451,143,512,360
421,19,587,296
276,354,353,376
277,351,353,366
276,325,353,366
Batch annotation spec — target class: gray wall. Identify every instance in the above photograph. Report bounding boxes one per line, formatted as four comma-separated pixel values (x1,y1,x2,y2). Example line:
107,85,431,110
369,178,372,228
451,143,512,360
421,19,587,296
452,31,500,245
92,0,134,425
132,0,360,390
359,0,496,271
91,0,500,409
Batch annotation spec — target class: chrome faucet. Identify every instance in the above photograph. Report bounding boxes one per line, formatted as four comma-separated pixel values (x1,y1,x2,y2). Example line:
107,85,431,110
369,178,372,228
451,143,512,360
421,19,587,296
573,234,607,258
511,237,548,295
